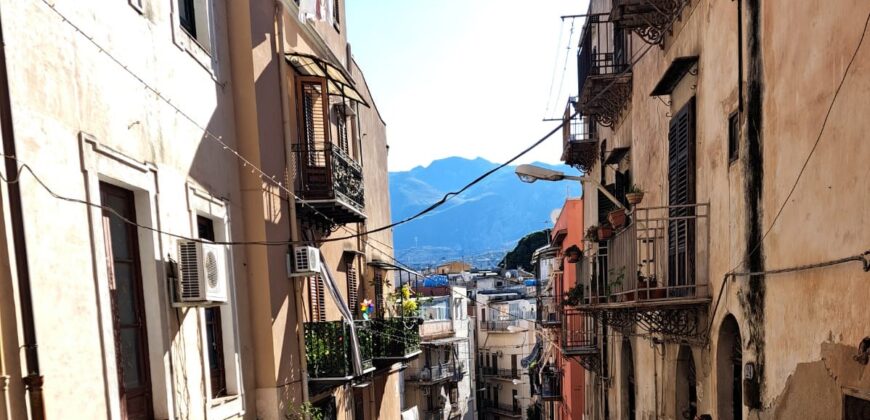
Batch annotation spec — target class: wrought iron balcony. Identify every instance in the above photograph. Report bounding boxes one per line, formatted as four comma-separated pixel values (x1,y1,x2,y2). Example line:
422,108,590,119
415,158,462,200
561,98,598,171
293,143,365,226
539,296,561,328
480,400,523,417
407,362,457,384
481,367,520,380
577,14,633,127
304,320,374,381
610,0,690,45
371,318,422,361
585,204,710,306
540,369,562,401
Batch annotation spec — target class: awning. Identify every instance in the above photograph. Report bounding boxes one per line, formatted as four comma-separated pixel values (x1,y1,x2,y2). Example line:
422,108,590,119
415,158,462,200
286,52,369,106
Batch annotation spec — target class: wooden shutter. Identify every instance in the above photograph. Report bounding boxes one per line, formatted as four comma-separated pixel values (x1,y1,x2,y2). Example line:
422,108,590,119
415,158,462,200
374,272,384,317
296,77,329,166
667,97,697,290
346,261,358,316
309,274,326,321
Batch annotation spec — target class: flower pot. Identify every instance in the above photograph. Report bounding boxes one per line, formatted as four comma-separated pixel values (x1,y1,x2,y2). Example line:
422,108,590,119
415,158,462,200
626,192,645,205
608,208,627,229
597,225,613,241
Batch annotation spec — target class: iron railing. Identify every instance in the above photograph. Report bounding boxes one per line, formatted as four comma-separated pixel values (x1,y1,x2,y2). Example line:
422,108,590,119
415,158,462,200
304,320,373,379
562,310,598,354
541,369,562,400
587,204,710,303
480,319,528,332
371,318,421,359
293,143,365,212
611,0,690,45
408,362,456,383
577,14,633,96
480,367,520,379
539,296,561,326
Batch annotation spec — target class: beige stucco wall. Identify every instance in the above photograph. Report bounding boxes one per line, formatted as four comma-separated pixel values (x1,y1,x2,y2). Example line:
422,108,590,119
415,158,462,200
580,0,870,418
0,0,257,419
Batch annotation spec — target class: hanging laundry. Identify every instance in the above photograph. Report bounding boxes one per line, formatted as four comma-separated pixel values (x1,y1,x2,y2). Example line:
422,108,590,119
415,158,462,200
298,0,335,26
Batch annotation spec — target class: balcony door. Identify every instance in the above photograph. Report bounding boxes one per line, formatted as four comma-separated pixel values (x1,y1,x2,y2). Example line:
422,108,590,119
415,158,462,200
100,183,152,420
667,97,697,295
296,76,331,196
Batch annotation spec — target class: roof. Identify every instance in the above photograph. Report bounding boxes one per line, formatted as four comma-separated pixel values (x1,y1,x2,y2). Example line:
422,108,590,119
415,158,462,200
285,52,369,106
650,56,699,96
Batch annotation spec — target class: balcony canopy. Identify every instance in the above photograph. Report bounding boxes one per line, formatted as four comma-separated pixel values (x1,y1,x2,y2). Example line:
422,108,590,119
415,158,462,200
286,52,369,106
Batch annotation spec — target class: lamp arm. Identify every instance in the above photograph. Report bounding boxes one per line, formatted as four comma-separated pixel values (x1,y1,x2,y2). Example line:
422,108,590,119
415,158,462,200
580,176,626,210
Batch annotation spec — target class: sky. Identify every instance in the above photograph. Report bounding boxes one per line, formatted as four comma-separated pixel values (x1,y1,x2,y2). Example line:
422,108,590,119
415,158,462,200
346,1,587,171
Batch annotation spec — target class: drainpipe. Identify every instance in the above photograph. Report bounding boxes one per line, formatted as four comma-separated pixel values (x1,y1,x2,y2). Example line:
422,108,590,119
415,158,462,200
274,1,311,406
0,9,45,420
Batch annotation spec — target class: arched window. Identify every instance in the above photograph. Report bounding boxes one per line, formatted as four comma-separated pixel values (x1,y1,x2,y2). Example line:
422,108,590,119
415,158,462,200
621,337,636,419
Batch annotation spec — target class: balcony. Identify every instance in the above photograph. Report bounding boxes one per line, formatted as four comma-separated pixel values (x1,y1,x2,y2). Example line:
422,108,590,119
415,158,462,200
540,369,562,401
420,319,454,340
610,0,690,45
577,14,633,127
480,319,527,333
293,143,365,226
407,362,457,385
371,318,422,361
480,400,522,418
304,320,374,381
561,99,598,172
481,367,520,380
539,296,561,328
586,204,710,307
561,310,598,355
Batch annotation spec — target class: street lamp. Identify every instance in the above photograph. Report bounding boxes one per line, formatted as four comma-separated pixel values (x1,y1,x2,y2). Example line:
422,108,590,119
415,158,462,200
514,164,624,209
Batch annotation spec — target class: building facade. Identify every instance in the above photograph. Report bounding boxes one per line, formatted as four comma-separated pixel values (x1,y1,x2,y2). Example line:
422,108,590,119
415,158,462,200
559,0,870,419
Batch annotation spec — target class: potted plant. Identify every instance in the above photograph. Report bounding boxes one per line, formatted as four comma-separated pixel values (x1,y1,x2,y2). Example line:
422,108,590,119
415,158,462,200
626,184,645,206
597,223,614,241
564,245,582,263
563,283,585,307
608,207,627,229
585,225,599,243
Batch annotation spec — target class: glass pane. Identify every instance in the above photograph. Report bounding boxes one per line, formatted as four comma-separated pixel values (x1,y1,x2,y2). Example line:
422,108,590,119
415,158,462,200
119,328,143,389
114,263,137,325
205,308,220,370
109,214,131,260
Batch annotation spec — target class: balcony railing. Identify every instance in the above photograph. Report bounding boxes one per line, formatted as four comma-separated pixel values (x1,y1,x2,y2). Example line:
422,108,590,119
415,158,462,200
539,296,561,327
610,0,690,45
481,367,520,380
480,319,527,332
587,204,710,305
420,319,453,339
304,320,373,380
293,143,365,224
541,369,562,401
577,14,633,127
480,399,522,417
561,98,598,171
371,318,421,360
562,309,598,355
408,362,456,384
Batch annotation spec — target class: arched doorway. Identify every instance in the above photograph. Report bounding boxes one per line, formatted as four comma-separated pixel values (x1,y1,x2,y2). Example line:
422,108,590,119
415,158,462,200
621,337,636,420
716,315,743,420
675,344,698,419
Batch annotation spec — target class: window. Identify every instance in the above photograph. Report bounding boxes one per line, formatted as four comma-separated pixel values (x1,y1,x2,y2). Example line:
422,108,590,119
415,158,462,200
844,394,870,420
667,97,697,289
333,0,341,30
100,183,153,420
197,216,227,398
178,0,196,37
175,0,215,57
374,271,385,317
335,105,350,154
728,112,739,163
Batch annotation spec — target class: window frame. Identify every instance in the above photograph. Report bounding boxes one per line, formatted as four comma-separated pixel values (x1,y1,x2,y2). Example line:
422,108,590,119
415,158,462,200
171,0,220,77
728,111,740,164
196,216,228,399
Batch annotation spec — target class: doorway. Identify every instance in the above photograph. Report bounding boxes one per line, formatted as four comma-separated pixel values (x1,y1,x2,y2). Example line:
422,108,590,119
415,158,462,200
716,315,743,420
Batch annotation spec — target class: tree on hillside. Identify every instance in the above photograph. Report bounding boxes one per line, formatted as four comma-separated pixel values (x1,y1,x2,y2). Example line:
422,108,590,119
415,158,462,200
498,229,550,272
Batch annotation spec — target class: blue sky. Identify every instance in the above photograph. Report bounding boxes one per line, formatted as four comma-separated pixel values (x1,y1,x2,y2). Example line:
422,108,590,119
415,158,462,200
346,1,587,171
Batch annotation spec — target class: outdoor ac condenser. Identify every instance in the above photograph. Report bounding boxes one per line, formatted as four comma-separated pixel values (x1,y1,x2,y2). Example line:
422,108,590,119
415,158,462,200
177,241,228,305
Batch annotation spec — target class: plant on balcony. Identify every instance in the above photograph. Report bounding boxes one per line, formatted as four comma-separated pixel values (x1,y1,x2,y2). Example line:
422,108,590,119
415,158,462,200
626,184,645,205
386,284,423,317
597,223,614,241
608,208,627,229
605,267,625,298
287,402,324,420
585,225,599,243
305,322,350,378
563,283,585,307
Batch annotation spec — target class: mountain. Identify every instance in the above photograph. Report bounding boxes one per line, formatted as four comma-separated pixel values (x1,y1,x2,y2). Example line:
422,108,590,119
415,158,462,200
389,157,581,268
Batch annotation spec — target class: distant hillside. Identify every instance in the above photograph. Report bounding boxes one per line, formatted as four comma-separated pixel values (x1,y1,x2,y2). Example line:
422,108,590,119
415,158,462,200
389,157,580,268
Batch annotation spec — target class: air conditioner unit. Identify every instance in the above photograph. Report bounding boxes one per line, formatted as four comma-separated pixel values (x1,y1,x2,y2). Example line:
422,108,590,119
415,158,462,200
177,241,228,305
288,246,322,277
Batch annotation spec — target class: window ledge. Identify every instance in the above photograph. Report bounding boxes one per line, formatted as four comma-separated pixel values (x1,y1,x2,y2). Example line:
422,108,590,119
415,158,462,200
172,17,220,82
209,395,243,418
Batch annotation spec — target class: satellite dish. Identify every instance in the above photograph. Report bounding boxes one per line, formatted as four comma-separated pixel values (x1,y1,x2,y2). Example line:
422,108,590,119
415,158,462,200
549,208,561,225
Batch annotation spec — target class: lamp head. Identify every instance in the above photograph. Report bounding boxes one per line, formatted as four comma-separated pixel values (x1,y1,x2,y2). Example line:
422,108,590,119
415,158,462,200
515,164,567,183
